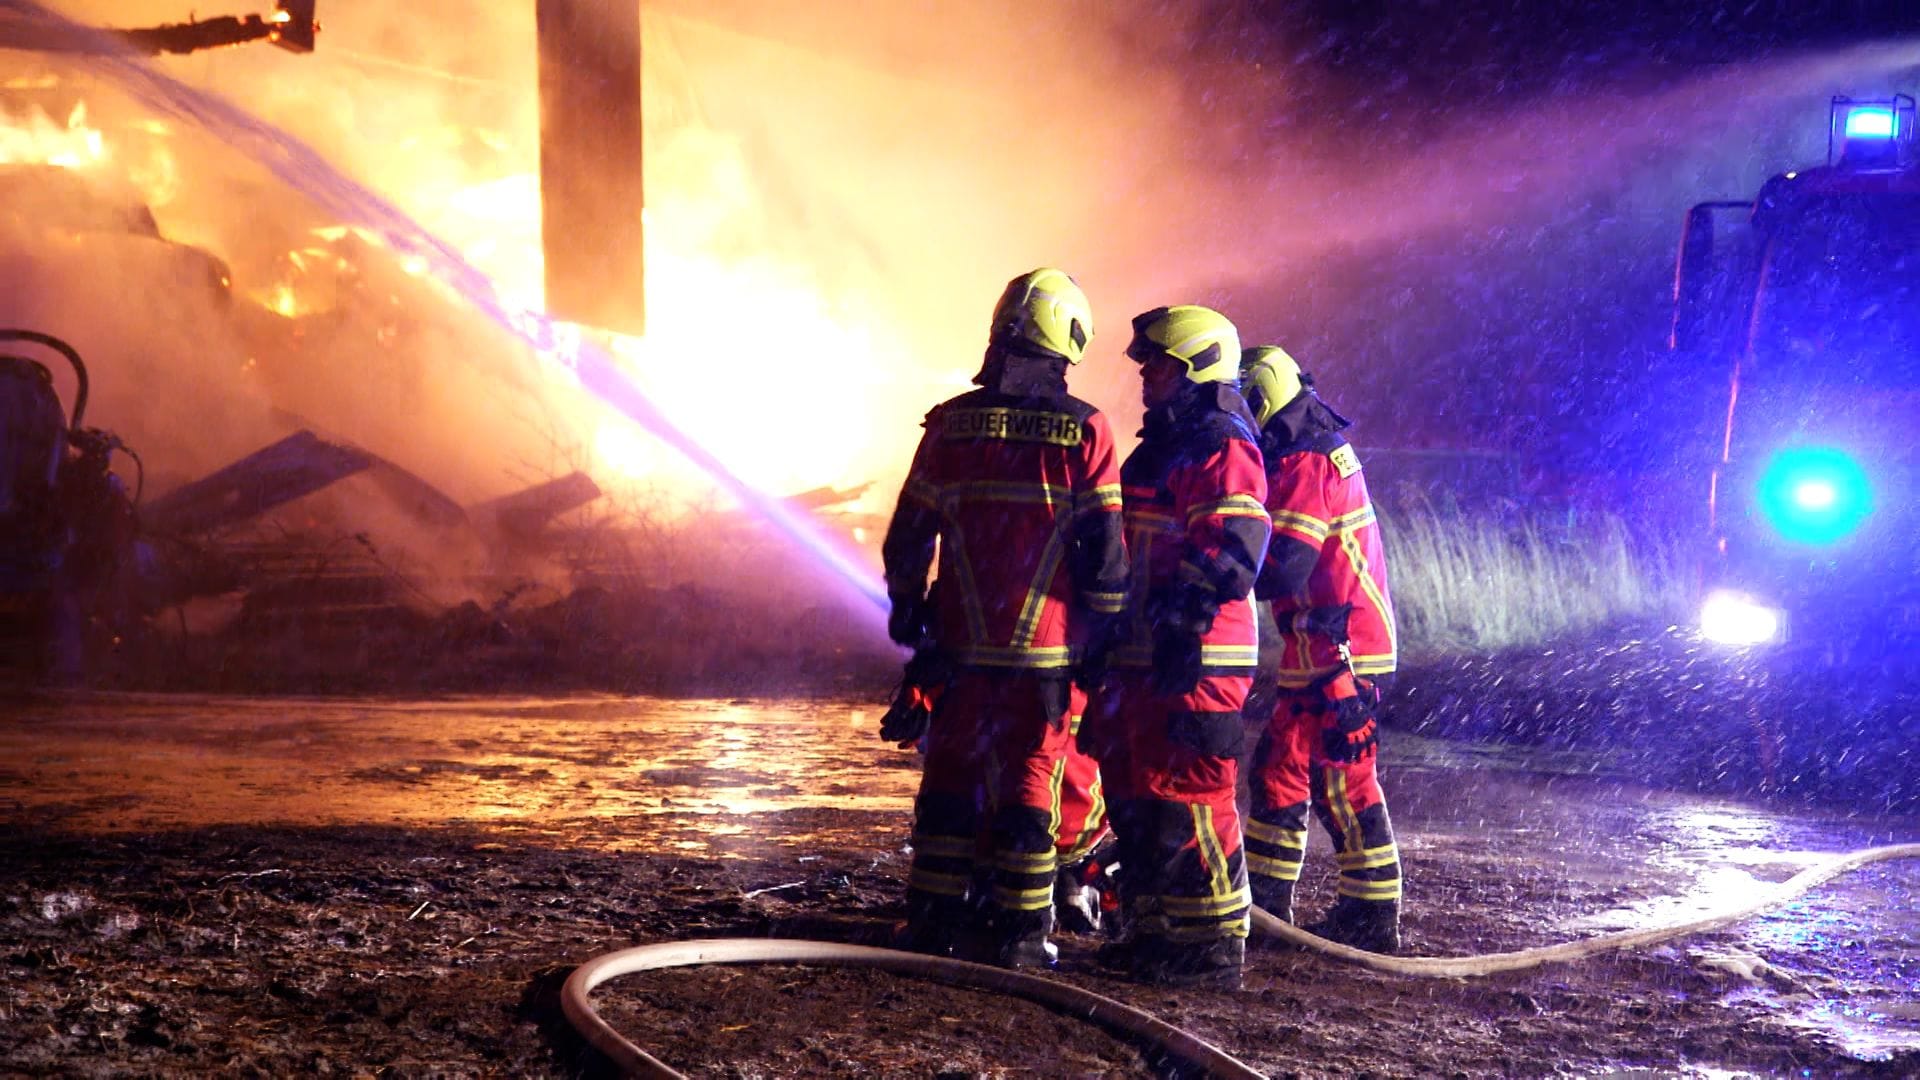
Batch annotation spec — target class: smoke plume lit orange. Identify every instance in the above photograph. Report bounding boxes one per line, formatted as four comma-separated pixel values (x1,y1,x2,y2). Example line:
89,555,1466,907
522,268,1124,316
24,0,1213,517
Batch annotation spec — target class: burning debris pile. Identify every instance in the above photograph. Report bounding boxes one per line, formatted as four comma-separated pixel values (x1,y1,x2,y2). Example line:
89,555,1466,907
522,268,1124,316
121,431,893,694
1,387,893,693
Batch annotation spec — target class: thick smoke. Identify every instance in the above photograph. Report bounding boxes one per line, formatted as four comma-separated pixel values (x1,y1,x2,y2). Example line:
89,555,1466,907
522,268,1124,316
0,125,279,488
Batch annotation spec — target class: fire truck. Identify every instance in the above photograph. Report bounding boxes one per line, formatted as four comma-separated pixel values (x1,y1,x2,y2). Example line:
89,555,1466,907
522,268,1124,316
1671,96,1920,649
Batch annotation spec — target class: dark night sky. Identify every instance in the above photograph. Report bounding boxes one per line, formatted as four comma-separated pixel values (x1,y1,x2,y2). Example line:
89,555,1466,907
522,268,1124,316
1224,1,1920,86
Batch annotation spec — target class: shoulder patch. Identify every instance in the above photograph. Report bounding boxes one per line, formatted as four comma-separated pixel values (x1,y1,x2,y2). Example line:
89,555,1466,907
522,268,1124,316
1328,443,1362,478
941,407,1084,447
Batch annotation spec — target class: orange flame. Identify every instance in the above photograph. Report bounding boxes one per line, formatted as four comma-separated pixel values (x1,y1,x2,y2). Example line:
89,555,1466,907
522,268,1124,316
0,100,181,210
267,282,301,317
272,154,932,504
0,102,107,170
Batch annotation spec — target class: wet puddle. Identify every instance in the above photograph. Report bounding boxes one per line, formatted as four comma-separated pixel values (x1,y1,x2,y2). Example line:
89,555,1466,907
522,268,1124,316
0,693,920,851
1367,733,1920,1064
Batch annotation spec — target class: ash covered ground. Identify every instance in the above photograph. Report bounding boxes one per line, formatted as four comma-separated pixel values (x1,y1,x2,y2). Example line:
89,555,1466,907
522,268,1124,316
4,631,1920,1079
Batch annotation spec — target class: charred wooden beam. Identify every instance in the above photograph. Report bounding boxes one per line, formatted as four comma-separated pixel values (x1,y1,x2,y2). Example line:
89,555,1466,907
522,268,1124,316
474,471,603,539
537,0,646,335
143,431,373,537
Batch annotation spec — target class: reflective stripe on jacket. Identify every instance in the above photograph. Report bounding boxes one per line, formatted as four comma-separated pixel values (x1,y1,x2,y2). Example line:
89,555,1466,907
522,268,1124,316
1117,388,1270,673
1257,432,1397,686
883,387,1127,670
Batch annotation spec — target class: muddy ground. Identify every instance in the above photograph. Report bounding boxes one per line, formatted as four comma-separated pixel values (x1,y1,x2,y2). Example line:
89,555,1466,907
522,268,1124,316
3,658,1919,1078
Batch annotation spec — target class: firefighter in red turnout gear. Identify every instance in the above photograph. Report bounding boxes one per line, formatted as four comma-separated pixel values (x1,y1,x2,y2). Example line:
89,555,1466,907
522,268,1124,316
881,268,1128,967
1084,305,1271,987
1050,686,1118,934
1241,345,1404,954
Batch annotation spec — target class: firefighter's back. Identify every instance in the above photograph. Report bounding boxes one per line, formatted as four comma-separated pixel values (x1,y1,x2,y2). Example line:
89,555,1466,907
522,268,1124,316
918,387,1110,671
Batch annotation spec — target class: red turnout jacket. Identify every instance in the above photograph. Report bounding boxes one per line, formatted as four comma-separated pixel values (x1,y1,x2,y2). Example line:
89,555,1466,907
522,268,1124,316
1255,395,1397,687
1116,385,1270,675
884,386,1128,671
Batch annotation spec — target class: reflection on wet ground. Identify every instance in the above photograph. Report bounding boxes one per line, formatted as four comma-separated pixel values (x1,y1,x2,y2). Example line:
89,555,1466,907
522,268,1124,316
2,692,1916,1063
1391,735,1920,1064
0,693,918,855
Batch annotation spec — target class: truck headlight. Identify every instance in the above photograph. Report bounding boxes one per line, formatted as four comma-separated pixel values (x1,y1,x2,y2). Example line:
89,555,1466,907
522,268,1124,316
1700,589,1786,646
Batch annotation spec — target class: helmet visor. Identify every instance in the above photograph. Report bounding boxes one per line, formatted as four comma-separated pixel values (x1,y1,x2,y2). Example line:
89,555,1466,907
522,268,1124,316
1125,336,1166,365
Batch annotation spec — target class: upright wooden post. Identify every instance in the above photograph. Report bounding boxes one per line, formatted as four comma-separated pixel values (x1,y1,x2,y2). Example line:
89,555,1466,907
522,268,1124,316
536,0,645,335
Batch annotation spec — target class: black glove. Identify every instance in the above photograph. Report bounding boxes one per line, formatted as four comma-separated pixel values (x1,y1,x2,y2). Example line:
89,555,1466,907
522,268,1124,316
1074,646,1111,694
1294,603,1353,644
1321,676,1380,764
887,592,928,647
879,681,936,749
1150,623,1205,698
1147,585,1214,698
880,648,950,749
1149,583,1217,637
1073,708,1100,756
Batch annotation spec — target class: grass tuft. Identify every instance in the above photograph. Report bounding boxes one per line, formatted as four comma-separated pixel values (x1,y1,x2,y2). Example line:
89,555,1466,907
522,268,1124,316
1381,496,1691,658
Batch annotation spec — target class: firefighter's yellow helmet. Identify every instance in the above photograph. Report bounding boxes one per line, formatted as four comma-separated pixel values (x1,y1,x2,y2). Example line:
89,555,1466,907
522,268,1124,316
989,267,1093,365
1126,305,1240,385
1240,345,1304,427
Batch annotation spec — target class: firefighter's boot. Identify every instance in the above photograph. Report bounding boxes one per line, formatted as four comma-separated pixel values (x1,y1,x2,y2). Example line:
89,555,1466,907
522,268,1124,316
1132,934,1245,990
1054,859,1103,934
1251,878,1295,926
1091,890,1144,971
894,894,973,958
1055,839,1120,934
1303,895,1400,955
991,907,1058,969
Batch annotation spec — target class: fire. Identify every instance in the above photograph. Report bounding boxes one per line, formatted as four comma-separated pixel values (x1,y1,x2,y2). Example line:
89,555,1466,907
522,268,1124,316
0,99,181,209
6,92,925,515
590,265,897,497
248,232,355,317
438,172,541,301
268,282,300,317
275,155,923,504
0,102,107,170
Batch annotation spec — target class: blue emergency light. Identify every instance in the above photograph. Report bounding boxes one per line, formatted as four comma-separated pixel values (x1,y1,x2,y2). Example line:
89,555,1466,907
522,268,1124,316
1830,95,1917,168
1845,106,1897,139
1756,446,1874,545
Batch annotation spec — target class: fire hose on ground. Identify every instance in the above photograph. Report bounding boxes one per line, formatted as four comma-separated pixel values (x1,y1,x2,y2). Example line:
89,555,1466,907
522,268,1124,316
560,842,1920,1079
